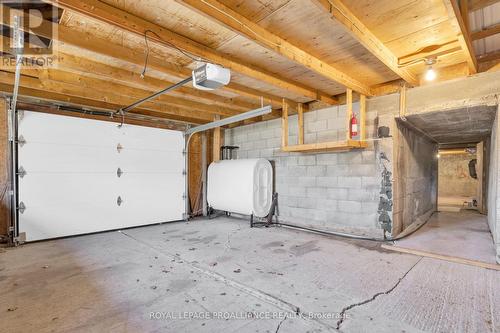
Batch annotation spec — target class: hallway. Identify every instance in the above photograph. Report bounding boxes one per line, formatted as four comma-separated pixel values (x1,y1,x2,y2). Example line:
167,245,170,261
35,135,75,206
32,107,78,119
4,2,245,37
394,211,497,265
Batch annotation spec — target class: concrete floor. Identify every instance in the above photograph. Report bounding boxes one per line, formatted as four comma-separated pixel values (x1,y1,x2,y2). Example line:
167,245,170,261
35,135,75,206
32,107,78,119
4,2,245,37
395,211,497,264
1,217,499,332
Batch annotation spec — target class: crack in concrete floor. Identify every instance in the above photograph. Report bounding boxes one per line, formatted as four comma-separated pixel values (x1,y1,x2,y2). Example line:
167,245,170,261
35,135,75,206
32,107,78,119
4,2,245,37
121,227,429,332
335,257,424,330
120,230,335,331
275,315,287,333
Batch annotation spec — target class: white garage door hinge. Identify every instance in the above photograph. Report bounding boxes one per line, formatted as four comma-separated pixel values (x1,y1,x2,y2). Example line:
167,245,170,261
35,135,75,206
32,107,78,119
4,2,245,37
17,135,26,147
18,202,26,214
117,196,123,206
17,166,27,178
116,143,123,153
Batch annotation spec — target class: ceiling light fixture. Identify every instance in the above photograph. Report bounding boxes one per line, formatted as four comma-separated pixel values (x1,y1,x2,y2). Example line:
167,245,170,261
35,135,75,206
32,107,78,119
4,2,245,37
424,57,437,81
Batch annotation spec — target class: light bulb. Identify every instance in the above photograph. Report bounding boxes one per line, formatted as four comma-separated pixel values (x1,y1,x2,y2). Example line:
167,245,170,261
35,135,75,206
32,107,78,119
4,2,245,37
425,66,436,81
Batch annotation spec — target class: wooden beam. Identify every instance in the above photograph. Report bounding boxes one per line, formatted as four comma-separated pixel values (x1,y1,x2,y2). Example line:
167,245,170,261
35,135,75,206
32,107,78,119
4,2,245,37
345,89,353,141
444,0,478,73
298,103,304,145
212,116,221,162
398,41,462,66
55,53,258,112
399,85,407,119
460,0,470,34
0,81,205,124
44,0,338,104
15,102,183,130
281,99,289,148
478,49,500,63
359,94,366,141
0,5,284,108
469,0,500,11
282,140,368,153
471,22,500,40
311,0,419,86
0,70,211,123
41,69,240,117
381,244,500,271
177,0,373,95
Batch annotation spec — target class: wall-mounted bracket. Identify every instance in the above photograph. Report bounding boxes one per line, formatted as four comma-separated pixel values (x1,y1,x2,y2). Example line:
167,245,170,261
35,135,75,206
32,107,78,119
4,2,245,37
17,166,26,178
17,135,26,147
18,202,26,214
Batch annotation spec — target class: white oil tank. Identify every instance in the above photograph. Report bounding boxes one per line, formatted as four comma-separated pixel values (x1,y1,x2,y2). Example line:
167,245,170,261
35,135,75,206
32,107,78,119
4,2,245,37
207,158,273,217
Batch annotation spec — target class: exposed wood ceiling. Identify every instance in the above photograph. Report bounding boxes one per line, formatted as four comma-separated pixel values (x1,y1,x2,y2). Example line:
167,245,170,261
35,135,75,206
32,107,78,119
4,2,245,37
0,0,499,125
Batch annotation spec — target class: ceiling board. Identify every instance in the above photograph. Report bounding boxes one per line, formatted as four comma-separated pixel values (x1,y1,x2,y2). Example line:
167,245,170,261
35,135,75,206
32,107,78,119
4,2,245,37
99,0,237,49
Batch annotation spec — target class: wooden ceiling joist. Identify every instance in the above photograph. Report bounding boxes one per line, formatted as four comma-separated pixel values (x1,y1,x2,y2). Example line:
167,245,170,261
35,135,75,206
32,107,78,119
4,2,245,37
0,81,206,125
0,4,284,108
56,54,258,112
469,0,500,11
44,0,338,105
176,0,374,95
444,0,478,73
398,41,462,66
478,49,500,62
311,0,419,86
40,69,240,117
0,70,213,123
471,23,500,40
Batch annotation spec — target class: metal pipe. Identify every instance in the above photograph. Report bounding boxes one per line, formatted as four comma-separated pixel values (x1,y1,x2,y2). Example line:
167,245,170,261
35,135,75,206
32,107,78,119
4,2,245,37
184,105,273,219
201,132,208,216
118,77,192,114
8,102,18,245
185,106,272,135
10,15,23,115
7,15,23,245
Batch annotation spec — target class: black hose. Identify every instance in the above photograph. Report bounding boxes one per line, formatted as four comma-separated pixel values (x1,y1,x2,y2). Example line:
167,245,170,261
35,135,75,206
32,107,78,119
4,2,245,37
253,213,434,242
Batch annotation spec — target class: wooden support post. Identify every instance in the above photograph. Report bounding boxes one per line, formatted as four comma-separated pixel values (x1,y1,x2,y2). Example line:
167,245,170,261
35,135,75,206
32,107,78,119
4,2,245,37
345,89,353,141
298,103,304,145
399,85,406,119
460,0,470,35
213,115,221,162
282,99,289,148
360,94,366,141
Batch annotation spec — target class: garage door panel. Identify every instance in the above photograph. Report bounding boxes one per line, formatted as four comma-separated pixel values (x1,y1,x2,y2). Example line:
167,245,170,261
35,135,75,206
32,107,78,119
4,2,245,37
116,124,184,151
19,174,121,241
19,143,118,173
20,112,118,147
118,173,185,224
118,149,184,174
17,111,185,241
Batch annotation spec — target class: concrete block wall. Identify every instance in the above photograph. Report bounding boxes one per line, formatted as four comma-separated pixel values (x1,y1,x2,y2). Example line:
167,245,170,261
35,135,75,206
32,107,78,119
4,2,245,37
487,106,500,263
225,104,390,236
392,120,438,234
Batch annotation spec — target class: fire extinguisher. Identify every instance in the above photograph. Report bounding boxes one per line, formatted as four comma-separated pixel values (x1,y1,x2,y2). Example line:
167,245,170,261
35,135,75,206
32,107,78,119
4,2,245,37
350,113,358,138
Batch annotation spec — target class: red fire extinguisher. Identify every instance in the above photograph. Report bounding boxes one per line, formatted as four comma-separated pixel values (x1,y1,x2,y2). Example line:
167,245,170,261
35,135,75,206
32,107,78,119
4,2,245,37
350,113,358,138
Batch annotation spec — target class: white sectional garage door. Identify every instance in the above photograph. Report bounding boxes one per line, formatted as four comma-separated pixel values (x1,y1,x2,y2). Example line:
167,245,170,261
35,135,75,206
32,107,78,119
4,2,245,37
17,111,185,241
